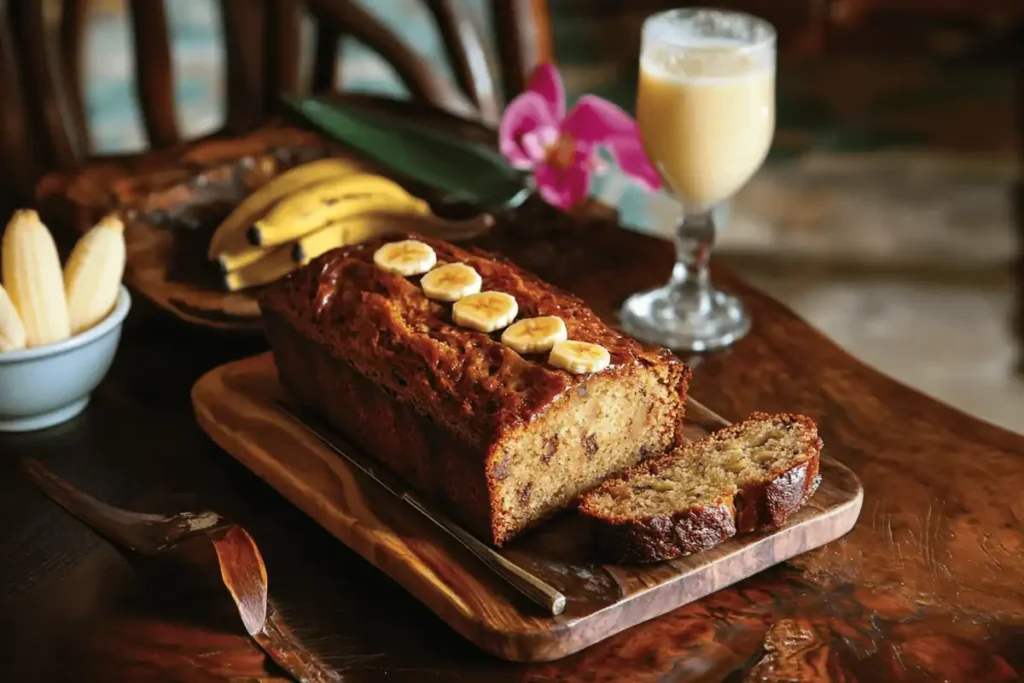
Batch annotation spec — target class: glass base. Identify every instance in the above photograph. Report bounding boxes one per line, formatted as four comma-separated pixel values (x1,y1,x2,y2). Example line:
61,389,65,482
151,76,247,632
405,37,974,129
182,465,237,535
619,285,751,352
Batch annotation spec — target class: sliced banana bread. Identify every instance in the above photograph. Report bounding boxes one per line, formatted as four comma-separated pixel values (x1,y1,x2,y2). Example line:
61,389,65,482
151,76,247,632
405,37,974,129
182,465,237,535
578,412,823,563
260,233,691,547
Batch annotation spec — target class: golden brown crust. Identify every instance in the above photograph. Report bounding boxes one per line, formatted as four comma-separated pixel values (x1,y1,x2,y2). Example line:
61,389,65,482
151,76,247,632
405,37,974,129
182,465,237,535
259,233,686,450
579,413,822,563
264,309,496,540
587,503,738,565
715,412,823,533
260,233,691,546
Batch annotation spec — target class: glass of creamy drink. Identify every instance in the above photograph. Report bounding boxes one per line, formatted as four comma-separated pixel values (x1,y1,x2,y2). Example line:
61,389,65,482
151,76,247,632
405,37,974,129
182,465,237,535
620,8,775,352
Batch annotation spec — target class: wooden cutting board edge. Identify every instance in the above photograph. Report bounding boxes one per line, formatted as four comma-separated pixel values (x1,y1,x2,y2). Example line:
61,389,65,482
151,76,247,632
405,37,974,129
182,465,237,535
191,352,864,662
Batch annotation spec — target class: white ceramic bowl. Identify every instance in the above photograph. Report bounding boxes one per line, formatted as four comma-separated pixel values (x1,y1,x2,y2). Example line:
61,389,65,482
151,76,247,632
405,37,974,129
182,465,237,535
0,286,131,432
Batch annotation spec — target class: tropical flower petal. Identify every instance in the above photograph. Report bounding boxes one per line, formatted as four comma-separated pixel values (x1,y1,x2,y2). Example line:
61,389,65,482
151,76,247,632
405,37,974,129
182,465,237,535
535,162,590,210
562,95,661,190
499,91,558,170
603,136,662,191
527,63,566,122
520,127,560,164
561,95,638,143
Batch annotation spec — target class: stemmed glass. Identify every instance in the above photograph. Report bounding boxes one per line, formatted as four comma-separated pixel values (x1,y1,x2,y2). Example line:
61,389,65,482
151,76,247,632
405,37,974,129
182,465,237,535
619,8,776,352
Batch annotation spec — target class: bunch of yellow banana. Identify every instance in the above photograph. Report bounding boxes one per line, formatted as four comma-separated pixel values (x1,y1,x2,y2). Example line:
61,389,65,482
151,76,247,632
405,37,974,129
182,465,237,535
0,210,126,352
207,158,492,293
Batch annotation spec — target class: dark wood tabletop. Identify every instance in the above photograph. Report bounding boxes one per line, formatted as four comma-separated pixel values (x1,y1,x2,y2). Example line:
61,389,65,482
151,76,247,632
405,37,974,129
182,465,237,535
2,202,1023,682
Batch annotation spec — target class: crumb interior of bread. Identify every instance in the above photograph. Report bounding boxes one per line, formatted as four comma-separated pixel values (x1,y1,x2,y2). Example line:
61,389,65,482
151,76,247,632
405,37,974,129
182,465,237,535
585,418,813,518
691,418,812,488
593,463,737,517
491,366,680,541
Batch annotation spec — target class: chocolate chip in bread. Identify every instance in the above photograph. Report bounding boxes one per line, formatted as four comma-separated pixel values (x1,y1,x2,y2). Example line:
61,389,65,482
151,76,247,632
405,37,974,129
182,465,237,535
578,412,823,563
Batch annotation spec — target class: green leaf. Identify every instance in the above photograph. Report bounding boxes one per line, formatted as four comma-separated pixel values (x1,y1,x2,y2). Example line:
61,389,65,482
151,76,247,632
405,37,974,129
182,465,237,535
281,96,530,210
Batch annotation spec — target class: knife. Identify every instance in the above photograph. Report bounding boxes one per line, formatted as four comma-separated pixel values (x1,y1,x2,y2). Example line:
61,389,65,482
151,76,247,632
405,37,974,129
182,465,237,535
274,400,567,617
281,95,532,213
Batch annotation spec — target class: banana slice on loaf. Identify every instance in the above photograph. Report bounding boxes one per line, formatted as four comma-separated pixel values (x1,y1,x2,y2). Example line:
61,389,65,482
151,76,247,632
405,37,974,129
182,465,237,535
452,291,518,333
373,239,437,276
578,412,822,563
501,316,567,354
420,263,482,302
549,340,610,374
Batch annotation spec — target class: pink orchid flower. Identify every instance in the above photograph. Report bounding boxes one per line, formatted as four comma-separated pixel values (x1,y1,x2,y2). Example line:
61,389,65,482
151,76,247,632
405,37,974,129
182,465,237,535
499,63,661,210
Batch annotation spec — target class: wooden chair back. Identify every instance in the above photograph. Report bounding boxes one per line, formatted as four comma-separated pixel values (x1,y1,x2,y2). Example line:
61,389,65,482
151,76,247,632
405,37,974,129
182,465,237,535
0,0,552,203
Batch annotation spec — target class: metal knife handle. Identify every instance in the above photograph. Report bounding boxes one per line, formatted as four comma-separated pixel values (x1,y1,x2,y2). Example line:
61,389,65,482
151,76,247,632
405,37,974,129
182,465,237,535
402,492,566,616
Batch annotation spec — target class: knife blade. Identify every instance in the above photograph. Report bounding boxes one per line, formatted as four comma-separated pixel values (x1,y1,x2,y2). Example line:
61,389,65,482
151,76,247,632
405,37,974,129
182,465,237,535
281,95,532,212
275,400,566,617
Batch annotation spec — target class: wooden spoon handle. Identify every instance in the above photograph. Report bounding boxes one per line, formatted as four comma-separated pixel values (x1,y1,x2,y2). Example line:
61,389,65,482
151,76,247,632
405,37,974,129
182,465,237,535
20,457,341,682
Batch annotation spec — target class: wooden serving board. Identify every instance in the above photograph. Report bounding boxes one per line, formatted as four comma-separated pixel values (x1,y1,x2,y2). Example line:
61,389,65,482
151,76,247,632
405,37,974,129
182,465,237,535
192,353,863,662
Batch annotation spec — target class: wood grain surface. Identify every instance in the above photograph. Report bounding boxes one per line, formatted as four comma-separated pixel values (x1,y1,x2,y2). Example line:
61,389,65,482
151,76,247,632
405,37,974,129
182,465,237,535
191,351,862,662
5,102,1024,681
3,200,1023,680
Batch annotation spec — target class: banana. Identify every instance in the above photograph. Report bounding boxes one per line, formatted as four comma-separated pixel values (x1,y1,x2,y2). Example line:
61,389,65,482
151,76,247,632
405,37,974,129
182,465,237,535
219,198,428,273
290,209,426,265
373,239,436,276
250,175,429,247
207,157,365,260
220,210,485,275
2,209,71,348
216,243,274,274
451,291,518,333
548,340,611,374
0,284,27,352
420,263,482,302
501,315,567,354
223,246,299,292
64,214,127,335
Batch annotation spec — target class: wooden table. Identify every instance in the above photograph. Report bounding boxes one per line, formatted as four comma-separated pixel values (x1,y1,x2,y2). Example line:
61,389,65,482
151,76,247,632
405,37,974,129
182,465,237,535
2,206,1023,682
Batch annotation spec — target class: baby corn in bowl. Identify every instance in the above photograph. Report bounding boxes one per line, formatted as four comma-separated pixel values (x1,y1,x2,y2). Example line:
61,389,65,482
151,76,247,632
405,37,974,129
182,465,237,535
0,210,129,432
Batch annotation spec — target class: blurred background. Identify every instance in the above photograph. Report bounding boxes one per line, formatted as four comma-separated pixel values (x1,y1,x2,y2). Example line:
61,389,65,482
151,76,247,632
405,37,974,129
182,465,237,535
54,0,1024,432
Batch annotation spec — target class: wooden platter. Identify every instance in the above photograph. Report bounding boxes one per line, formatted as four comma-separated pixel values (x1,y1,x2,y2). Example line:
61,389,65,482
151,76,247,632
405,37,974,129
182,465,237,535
34,125,344,332
192,352,863,662
33,101,504,334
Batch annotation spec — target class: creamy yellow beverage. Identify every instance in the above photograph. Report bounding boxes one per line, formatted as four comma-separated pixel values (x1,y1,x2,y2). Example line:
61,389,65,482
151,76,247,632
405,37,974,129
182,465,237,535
637,40,775,210
620,10,775,352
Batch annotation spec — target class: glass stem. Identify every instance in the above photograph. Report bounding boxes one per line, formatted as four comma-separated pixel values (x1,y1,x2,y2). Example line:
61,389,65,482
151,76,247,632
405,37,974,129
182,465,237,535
670,208,716,312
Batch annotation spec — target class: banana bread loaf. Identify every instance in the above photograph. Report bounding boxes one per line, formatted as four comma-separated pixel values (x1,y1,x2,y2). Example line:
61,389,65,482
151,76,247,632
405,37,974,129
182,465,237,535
259,233,691,546
578,412,822,563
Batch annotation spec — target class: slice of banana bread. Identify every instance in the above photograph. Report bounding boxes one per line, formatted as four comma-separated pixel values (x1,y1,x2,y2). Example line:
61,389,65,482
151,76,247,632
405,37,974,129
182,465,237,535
577,413,822,563
260,233,691,547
